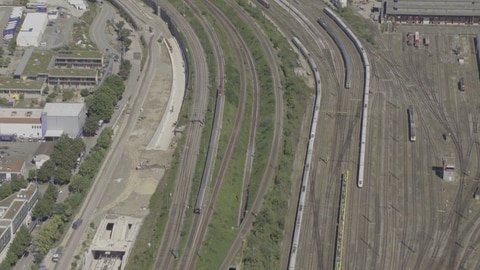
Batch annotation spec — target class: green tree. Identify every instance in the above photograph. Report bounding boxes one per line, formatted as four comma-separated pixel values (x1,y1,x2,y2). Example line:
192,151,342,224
62,89,74,101
8,38,15,55
119,60,132,81
80,89,90,97
44,184,58,202
33,215,64,263
83,115,100,136
88,92,115,121
32,184,58,220
104,75,124,93
69,174,89,193
0,225,32,269
0,182,12,200
10,175,27,192
37,159,55,183
115,21,125,30
32,197,53,221
97,128,113,149
53,167,71,185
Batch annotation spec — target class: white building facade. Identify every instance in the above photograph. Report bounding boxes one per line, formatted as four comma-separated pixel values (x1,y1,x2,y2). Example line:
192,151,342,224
0,108,44,139
43,103,86,138
17,13,48,47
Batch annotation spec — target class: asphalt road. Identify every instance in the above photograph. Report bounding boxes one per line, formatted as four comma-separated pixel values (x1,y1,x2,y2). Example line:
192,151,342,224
89,2,119,55
53,4,158,268
54,37,150,269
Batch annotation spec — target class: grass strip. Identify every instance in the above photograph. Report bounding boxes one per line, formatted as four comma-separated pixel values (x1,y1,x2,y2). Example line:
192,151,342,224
237,1,311,268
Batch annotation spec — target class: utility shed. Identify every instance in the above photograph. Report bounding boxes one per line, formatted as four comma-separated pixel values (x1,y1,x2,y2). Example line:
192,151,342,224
43,103,86,138
17,13,48,47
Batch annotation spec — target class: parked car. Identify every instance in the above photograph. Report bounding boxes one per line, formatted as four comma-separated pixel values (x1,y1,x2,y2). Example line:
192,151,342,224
72,219,83,230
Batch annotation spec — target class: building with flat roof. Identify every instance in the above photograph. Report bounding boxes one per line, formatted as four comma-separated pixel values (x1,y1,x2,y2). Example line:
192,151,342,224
43,103,86,138
17,13,48,47
85,215,141,270
0,77,45,96
0,184,39,261
384,0,480,24
47,68,98,87
0,108,44,139
21,50,53,79
0,160,26,181
15,49,102,88
53,50,104,68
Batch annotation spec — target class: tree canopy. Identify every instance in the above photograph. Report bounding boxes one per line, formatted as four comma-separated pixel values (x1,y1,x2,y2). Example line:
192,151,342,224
36,135,85,184
0,225,31,269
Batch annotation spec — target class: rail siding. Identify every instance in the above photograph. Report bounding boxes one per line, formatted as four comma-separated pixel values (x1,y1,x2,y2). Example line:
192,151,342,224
288,36,322,270
324,7,371,188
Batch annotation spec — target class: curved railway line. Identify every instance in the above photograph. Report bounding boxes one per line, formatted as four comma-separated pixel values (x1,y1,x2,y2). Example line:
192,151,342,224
317,18,352,89
211,0,286,266
191,0,226,217
323,7,371,189
150,2,210,269
178,0,255,268
287,36,322,270
260,2,363,269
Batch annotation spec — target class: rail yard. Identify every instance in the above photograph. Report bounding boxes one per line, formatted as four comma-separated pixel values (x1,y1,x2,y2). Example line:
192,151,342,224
23,0,480,270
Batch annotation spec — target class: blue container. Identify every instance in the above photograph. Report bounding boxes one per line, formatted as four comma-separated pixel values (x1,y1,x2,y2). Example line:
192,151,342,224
3,29,13,36
36,6,47,12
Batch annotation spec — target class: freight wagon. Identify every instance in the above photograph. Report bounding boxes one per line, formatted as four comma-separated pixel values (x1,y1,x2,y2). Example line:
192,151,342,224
257,0,270,8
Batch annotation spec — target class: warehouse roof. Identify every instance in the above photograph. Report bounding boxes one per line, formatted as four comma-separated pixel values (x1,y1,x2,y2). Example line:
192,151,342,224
19,13,48,33
43,103,85,117
386,0,480,16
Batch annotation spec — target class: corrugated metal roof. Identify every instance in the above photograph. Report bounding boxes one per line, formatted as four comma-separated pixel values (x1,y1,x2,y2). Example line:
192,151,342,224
386,0,480,16
43,103,85,117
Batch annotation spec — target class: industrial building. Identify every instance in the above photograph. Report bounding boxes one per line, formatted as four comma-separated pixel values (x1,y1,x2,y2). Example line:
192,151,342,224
0,108,44,139
17,13,48,47
86,215,141,270
43,103,86,138
384,0,480,24
0,184,39,261
0,160,26,181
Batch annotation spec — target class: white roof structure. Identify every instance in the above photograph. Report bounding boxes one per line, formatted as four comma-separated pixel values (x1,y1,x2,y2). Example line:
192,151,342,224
43,103,85,117
17,13,48,47
68,0,87,10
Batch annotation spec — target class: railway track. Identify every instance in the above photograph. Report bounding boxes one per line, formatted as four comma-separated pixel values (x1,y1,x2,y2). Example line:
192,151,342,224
151,2,210,269
363,32,479,269
260,2,362,268
178,0,254,268
215,1,285,268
